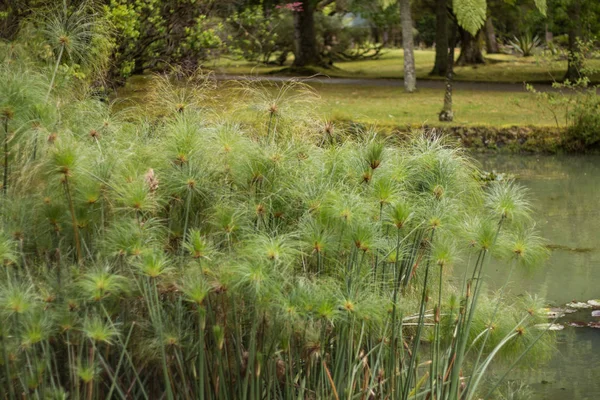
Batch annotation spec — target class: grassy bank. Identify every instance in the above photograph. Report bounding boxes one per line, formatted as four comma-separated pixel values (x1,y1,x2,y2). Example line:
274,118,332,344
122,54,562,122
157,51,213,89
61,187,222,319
204,49,600,84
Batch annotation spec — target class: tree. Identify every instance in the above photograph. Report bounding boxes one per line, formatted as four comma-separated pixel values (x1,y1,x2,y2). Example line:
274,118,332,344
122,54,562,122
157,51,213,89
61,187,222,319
292,0,323,66
545,0,600,81
564,0,583,81
456,27,485,65
400,0,416,91
484,16,499,53
431,0,449,76
439,0,547,121
439,20,458,121
451,0,546,65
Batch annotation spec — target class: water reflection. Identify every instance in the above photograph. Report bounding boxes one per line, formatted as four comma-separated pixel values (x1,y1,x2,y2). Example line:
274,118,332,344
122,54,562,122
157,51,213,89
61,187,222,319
470,154,600,399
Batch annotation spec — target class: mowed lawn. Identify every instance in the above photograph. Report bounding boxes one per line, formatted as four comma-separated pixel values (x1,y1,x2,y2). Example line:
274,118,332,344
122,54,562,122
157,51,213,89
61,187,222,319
205,49,600,84
119,75,557,128
313,83,554,127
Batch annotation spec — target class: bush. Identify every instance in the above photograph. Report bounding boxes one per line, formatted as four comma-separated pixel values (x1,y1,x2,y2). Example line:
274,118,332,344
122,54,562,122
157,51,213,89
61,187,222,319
565,92,600,149
529,40,600,151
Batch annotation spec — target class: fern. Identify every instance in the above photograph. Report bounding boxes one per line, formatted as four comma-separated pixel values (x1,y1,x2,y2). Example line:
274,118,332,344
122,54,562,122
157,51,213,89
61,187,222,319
534,0,547,16
452,0,546,36
453,0,487,36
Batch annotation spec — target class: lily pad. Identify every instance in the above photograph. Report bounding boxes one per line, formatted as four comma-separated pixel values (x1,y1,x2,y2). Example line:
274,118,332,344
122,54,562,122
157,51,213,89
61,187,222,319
592,311,600,317
566,301,593,309
541,308,565,319
535,323,565,331
568,321,587,328
587,300,600,307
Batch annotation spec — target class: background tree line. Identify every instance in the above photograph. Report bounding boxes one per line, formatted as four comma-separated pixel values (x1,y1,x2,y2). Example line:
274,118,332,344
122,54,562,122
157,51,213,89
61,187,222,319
1,0,598,83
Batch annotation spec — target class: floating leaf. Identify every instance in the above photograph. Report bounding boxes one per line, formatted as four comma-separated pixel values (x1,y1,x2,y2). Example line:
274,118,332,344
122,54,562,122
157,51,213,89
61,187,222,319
534,323,564,331
541,307,576,318
566,301,592,309
568,321,587,328
587,299,600,307
588,322,600,329
544,309,564,319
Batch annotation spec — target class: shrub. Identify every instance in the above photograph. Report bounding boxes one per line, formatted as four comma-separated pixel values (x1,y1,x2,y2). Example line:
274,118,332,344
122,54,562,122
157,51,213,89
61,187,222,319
509,32,541,57
528,39,600,151
565,91,600,149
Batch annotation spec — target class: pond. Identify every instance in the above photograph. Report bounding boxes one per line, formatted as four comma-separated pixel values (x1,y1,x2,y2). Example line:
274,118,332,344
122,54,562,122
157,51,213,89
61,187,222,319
471,154,600,400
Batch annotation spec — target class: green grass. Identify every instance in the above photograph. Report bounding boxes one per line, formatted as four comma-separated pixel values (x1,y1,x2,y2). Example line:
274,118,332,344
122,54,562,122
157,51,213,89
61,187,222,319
314,83,553,127
119,75,558,128
204,49,600,84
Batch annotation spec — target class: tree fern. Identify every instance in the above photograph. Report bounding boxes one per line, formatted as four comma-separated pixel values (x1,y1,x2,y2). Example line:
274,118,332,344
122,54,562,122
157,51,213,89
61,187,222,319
453,0,487,36
453,0,546,36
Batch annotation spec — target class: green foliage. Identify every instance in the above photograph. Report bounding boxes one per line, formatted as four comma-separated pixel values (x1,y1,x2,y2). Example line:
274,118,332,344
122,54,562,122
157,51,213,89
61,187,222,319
0,21,555,400
227,6,289,64
103,0,229,77
453,0,546,36
529,39,600,150
454,0,488,36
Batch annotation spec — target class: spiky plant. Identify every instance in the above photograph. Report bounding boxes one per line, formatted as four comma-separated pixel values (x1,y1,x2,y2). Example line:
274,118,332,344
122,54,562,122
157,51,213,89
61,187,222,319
38,0,112,100
0,37,554,400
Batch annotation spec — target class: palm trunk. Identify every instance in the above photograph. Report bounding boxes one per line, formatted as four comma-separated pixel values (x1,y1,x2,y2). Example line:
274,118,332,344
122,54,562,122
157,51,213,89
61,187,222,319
484,17,499,54
293,0,322,67
400,0,416,92
439,22,458,122
431,0,448,77
456,27,485,66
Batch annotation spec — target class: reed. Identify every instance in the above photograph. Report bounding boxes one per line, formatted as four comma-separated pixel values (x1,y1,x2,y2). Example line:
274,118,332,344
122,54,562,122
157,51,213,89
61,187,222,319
0,25,553,399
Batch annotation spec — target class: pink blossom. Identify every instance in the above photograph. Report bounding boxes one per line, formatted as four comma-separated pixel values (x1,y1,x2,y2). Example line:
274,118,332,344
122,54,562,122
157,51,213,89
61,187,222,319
275,2,303,12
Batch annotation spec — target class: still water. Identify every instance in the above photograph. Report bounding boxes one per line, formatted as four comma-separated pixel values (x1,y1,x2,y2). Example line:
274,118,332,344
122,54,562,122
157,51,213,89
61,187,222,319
473,154,600,400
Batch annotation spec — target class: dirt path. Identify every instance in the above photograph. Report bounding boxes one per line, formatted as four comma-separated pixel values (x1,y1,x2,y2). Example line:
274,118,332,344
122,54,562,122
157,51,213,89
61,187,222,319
216,74,557,92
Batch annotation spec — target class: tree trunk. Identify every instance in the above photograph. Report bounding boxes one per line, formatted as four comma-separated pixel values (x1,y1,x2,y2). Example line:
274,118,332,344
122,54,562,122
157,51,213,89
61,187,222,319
293,0,322,67
456,28,485,66
564,0,582,81
431,0,449,77
400,0,416,92
484,17,499,54
439,22,458,122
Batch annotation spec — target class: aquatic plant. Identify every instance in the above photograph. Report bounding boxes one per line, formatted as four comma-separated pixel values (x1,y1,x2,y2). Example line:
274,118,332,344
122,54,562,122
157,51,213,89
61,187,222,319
0,52,554,400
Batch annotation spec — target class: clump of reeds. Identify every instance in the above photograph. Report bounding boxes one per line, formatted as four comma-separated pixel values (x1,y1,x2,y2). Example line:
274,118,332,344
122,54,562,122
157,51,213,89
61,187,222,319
0,18,553,400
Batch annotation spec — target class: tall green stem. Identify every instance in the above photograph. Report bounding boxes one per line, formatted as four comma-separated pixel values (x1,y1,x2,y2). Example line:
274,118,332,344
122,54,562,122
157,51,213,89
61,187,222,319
2,116,8,196
181,188,192,258
64,175,82,264
46,44,65,103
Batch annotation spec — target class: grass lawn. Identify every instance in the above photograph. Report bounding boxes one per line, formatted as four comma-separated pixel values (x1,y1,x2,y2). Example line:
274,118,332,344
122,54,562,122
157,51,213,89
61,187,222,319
119,75,559,128
314,83,554,127
203,49,600,84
